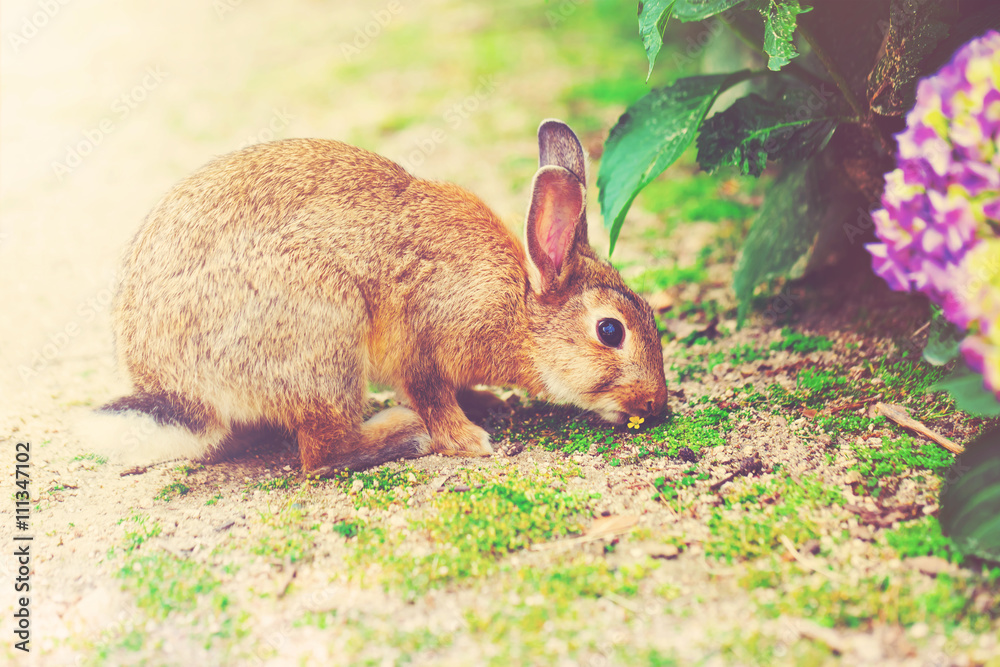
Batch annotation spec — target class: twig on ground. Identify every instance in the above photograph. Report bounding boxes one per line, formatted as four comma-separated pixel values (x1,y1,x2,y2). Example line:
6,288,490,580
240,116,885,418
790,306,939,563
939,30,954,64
870,402,963,454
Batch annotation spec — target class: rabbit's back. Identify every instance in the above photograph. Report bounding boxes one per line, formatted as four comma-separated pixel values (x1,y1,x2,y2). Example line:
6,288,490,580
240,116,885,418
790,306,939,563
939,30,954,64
113,139,528,426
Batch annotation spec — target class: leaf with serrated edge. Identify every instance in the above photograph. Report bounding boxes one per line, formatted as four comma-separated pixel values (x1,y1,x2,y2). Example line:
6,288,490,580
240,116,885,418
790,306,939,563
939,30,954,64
639,0,676,79
672,0,747,22
939,427,1000,562
760,0,812,71
598,71,752,254
696,93,839,176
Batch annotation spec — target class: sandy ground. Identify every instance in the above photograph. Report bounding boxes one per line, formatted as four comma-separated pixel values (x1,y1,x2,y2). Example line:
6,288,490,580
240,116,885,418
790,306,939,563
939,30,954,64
2,1,998,666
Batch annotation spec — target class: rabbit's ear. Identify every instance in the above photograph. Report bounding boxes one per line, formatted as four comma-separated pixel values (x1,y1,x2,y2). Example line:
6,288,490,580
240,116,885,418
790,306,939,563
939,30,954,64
538,119,586,187
525,165,586,294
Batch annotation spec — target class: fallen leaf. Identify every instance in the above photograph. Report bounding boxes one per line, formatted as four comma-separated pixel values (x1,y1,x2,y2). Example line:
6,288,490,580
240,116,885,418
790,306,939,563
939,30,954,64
583,514,639,539
905,555,959,577
530,515,639,551
845,502,924,527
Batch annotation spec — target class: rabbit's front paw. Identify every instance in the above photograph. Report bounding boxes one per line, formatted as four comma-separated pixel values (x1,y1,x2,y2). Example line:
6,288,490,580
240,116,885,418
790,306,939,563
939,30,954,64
432,420,493,457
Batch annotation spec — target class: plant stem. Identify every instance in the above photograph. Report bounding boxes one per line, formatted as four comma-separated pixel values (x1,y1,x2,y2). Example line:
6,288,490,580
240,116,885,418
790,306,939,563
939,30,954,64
796,24,866,120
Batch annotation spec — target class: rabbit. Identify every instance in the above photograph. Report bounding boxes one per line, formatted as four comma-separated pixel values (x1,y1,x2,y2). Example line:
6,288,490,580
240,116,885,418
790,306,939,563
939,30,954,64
91,119,668,474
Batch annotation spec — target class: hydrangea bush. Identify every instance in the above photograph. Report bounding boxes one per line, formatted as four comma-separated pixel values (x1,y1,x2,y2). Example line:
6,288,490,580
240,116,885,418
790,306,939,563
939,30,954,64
866,30,1000,399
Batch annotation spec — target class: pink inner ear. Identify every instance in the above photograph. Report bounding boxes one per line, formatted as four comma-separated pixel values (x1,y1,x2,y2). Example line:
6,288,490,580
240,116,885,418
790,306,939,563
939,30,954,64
540,204,575,270
533,173,584,274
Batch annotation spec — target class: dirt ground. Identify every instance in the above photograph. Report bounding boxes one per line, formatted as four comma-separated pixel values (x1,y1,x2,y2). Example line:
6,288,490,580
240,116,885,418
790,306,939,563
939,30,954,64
2,1,999,666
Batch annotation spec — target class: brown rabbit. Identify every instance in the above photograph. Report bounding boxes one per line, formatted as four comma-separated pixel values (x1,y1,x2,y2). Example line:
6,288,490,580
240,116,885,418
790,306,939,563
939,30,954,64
93,120,667,473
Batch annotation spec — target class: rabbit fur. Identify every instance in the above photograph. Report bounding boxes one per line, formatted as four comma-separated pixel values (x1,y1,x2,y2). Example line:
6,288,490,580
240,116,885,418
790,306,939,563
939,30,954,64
88,120,667,473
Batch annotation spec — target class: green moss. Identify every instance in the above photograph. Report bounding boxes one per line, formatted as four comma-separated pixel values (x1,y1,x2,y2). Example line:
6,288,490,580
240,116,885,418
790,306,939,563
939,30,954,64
249,498,318,564
118,551,228,620
648,403,732,457
463,555,656,665
883,516,963,564
154,481,190,502
706,475,844,563
351,466,592,595
175,462,205,476
770,327,834,354
653,466,710,504
331,464,432,509
245,475,299,493
850,434,954,496
70,452,108,465
755,569,994,631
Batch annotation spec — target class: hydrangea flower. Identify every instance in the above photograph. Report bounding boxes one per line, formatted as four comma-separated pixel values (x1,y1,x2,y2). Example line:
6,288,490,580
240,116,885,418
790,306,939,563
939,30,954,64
866,30,1000,396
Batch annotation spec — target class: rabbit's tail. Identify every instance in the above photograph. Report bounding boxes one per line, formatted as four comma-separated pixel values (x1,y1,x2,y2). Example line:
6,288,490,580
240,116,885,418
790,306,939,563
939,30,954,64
73,392,225,466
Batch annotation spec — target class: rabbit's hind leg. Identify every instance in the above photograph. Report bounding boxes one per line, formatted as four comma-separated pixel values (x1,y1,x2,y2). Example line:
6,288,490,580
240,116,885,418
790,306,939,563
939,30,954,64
297,404,432,475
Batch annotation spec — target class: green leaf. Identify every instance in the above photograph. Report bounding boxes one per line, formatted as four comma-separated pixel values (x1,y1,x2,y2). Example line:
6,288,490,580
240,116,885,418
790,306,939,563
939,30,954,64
867,0,950,116
760,0,812,71
931,366,1000,417
733,154,862,325
598,72,752,254
639,1,677,80
922,307,965,366
672,0,748,22
939,427,1000,563
696,92,839,176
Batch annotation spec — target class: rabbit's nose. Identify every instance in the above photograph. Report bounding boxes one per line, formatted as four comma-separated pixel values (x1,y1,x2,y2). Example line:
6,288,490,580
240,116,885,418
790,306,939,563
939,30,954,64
647,384,668,416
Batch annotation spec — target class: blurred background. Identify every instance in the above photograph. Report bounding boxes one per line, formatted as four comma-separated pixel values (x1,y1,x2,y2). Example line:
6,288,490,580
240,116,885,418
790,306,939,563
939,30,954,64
0,0,761,414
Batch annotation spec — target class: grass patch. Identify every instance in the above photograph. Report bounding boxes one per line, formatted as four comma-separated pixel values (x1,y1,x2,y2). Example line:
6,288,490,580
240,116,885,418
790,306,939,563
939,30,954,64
849,434,955,497
245,475,299,494
770,327,834,354
331,465,432,510
883,516,964,564
352,466,593,596
463,555,656,665
250,496,319,564
652,466,710,505
70,452,108,465
752,568,996,632
154,481,190,502
706,475,845,563
648,404,732,457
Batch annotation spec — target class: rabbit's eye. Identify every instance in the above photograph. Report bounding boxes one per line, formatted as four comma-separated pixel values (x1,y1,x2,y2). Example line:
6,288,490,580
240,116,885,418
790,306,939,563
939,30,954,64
596,318,624,348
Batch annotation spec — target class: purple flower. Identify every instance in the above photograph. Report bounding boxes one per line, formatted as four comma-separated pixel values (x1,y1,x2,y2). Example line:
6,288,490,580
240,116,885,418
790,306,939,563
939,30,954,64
867,30,1000,398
